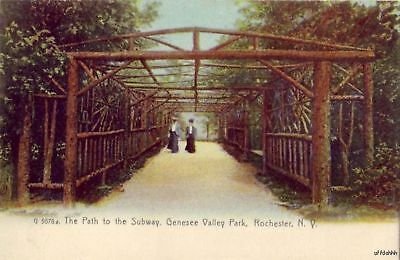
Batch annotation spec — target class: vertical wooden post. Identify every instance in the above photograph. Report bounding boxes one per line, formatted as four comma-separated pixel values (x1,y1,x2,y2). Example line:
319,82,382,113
142,100,149,147
193,29,200,51
123,89,130,169
262,90,270,175
223,114,227,142
363,63,374,167
218,114,223,142
16,95,32,205
242,99,250,161
161,112,166,145
311,61,331,207
64,56,79,206
220,113,225,143
43,99,49,182
193,28,200,112
165,112,169,144
166,112,171,144
43,100,57,184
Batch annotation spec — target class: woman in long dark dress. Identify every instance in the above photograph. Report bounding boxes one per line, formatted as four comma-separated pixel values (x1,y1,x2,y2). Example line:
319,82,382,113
167,117,180,153
185,119,197,153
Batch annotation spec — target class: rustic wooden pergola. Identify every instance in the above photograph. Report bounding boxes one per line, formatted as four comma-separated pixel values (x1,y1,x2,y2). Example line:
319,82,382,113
17,27,375,207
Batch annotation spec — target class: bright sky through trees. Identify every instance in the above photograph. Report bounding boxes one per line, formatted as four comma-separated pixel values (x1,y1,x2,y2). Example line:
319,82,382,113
140,0,242,49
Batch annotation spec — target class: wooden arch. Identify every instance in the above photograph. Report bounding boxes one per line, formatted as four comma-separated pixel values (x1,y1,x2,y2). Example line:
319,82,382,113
20,27,375,207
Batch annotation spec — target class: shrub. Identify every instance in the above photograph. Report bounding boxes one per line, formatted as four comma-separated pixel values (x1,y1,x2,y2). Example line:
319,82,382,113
351,143,400,209
0,161,13,202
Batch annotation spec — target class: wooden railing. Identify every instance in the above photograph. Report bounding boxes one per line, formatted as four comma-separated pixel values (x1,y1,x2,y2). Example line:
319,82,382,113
77,129,125,186
76,124,169,187
126,124,168,161
28,124,168,191
225,126,246,151
265,133,312,188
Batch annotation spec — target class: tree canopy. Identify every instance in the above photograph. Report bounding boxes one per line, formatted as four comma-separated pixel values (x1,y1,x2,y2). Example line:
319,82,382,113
230,1,399,207
0,0,159,163
237,1,399,56
211,1,400,147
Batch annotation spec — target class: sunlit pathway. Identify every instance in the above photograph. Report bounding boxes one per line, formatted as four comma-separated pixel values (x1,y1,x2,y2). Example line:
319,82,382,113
97,141,298,218
1,142,397,260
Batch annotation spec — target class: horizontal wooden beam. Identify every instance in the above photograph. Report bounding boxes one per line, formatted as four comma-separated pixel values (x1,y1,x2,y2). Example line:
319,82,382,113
60,27,369,51
155,95,236,100
158,100,233,104
115,73,226,79
77,129,124,139
105,62,312,70
28,183,63,189
124,79,194,85
162,106,226,110
161,103,224,108
169,103,224,106
195,27,369,51
68,49,375,62
124,65,302,93
172,108,221,112
201,62,313,69
331,95,364,101
124,85,266,91
265,132,312,141
34,94,66,99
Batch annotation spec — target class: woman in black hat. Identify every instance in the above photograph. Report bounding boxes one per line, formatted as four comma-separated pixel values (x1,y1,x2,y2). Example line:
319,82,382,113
185,118,197,153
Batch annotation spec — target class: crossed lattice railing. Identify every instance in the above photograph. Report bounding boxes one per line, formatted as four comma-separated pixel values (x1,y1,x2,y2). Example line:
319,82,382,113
26,64,171,202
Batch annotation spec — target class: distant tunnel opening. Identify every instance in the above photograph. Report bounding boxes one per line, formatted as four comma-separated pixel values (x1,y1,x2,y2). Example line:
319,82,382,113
177,112,218,141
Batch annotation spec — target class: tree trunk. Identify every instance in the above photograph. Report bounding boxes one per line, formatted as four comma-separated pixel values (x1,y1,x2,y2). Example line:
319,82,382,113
338,103,354,185
262,90,271,175
123,89,130,169
311,61,331,207
241,99,250,161
43,100,57,184
16,96,32,205
363,63,374,167
64,57,79,206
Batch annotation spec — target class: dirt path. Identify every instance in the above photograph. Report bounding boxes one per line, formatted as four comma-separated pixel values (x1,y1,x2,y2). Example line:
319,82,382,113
1,142,397,260
96,141,298,218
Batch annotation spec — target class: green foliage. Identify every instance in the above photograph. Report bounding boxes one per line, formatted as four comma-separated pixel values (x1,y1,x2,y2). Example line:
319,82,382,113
0,159,13,202
0,21,66,166
1,22,65,96
232,2,400,211
0,0,159,165
237,1,323,36
237,1,399,56
233,1,400,146
351,144,400,209
0,0,159,49
373,40,400,146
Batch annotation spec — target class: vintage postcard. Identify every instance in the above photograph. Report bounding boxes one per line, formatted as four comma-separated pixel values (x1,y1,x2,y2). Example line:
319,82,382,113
0,0,398,259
